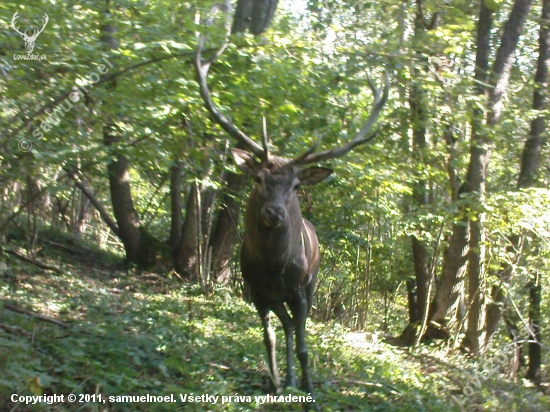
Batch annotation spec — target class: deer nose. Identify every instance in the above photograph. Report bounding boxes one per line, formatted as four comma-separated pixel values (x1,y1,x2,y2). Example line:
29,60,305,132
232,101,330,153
264,206,286,224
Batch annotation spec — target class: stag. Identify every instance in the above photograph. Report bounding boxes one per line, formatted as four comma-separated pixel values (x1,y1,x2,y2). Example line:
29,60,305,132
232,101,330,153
11,12,49,54
195,37,388,408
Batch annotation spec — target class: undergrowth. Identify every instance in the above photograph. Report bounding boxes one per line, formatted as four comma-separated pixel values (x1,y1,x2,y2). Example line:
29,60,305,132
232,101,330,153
0,236,548,411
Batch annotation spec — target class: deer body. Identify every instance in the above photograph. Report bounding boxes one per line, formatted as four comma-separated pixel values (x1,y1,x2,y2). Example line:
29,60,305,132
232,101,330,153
241,215,318,305
194,33,388,410
233,152,330,400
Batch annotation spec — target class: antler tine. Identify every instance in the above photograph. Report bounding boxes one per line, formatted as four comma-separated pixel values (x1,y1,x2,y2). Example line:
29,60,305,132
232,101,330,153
285,135,323,169
195,35,264,157
36,14,49,36
262,116,270,160
296,70,389,166
11,12,24,36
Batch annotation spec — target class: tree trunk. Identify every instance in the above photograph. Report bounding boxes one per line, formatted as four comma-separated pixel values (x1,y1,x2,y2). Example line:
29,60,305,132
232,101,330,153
174,179,217,281
429,214,468,323
409,80,430,324
210,170,246,285
175,183,200,279
460,1,493,355
463,0,532,355
428,128,468,327
231,0,279,35
522,0,549,385
464,143,490,356
74,188,91,236
519,0,549,189
411,236,430,322
105,142,141,263
169,161,183,250
100,7,142,263
401,1,435,340
527,272,542,385
100,8,159,267
479,0,533,353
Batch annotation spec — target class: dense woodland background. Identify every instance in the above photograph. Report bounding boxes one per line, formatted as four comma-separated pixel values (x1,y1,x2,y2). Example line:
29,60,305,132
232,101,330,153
1,0,550,410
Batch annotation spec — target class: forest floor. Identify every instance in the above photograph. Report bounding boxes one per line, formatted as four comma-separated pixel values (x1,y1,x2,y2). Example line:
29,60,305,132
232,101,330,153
1,232,549,412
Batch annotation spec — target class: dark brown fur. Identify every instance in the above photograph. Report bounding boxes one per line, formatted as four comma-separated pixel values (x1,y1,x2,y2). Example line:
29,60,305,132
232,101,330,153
232,150,330,410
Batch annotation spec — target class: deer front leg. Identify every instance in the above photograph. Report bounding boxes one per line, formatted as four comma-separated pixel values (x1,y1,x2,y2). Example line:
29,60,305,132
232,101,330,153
258,307,281,393
289,293,320,411
272,303,297,388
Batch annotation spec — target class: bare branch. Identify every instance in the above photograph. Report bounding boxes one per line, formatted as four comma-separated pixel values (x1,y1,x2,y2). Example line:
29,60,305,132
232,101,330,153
3,248,61,273
2,302,68,327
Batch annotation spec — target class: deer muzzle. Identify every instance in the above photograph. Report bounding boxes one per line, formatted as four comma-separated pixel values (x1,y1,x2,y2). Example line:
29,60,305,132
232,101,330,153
262,205,287,227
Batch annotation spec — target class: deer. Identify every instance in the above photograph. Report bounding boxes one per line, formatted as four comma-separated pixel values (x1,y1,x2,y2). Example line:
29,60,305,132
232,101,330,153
11,12,49,54
195,36,388,410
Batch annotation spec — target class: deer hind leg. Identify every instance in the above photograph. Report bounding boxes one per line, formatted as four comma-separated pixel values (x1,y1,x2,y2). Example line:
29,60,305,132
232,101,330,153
258,306,281,393
272,303,297,388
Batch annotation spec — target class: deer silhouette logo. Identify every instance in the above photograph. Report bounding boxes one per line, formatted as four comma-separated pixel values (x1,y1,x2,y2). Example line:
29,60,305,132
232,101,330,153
11,12,49,54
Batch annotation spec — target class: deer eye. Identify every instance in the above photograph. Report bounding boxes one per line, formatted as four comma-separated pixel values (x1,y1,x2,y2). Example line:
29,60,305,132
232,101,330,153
254,175,262,184
293,183,301,191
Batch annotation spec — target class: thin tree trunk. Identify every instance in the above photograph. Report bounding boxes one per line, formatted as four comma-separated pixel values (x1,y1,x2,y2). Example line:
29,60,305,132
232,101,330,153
74,188,91,236
522,0,549,385
169,161,184,250
100,3,142,264
519,0,549,189
460,1,493,356
464,144,489,356
429,213,468,323
173,135,216,280
175,183,200,279
402,1,435,341
527,271,542,384
463,0,532,355
428,126,467,325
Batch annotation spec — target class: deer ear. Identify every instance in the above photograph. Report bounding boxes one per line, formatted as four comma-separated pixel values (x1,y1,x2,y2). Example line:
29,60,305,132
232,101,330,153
231,148,258,175
298,167,332,185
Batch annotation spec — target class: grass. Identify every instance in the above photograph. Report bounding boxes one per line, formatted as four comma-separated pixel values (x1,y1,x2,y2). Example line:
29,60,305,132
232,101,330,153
0,235,549,411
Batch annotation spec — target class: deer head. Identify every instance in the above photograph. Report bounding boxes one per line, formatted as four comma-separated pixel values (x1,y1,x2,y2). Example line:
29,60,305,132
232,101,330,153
11,12,49,54
231,148,333,229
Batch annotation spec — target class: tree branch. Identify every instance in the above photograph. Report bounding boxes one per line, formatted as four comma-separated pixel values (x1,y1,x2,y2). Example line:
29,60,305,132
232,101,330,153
2,51,196,146
3,248,61,273
489,0,533,125
65,169,120,237
2,302,68,327
2,44,266,145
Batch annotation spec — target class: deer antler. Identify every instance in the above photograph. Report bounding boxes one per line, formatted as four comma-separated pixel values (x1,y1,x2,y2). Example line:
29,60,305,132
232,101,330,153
10,12,26,37
290,70,389,166
195,35,265,159
30,14,49,40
